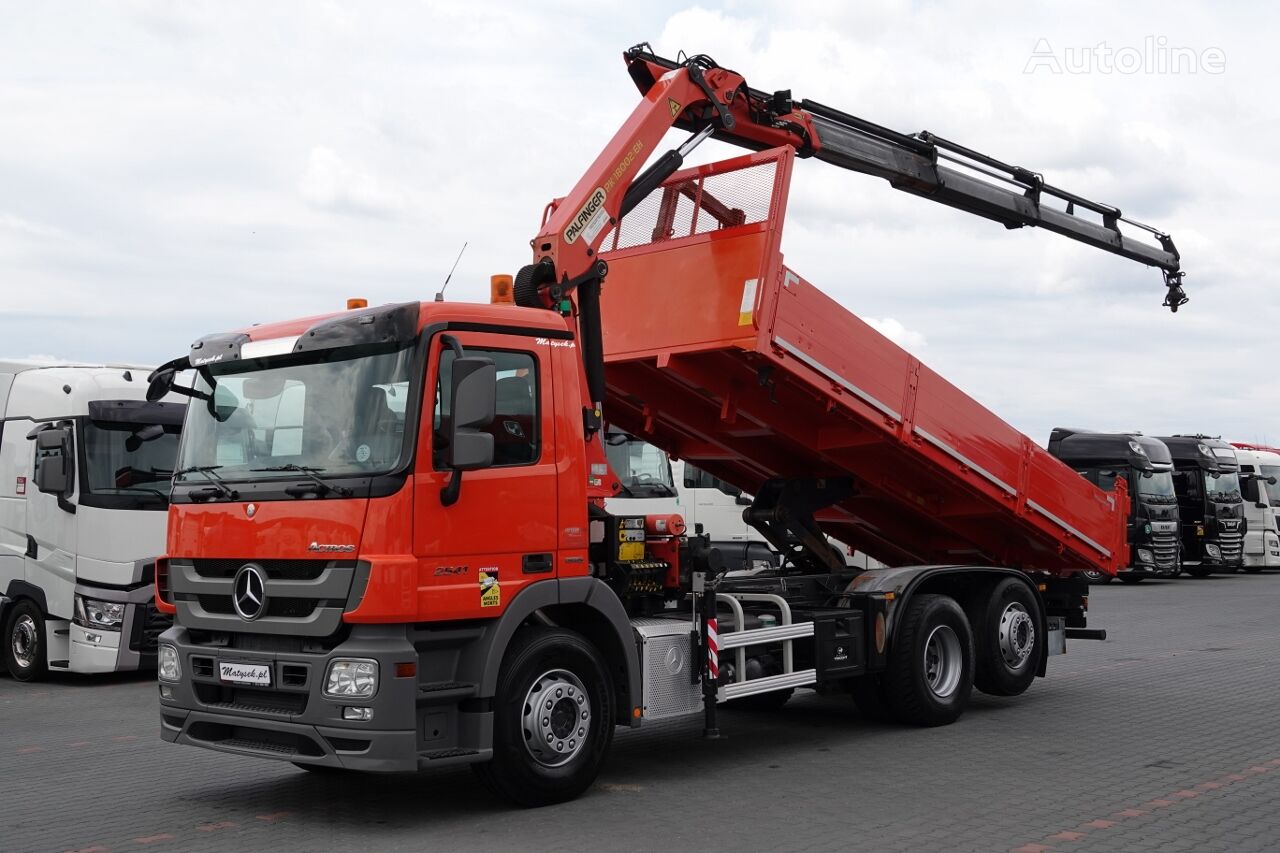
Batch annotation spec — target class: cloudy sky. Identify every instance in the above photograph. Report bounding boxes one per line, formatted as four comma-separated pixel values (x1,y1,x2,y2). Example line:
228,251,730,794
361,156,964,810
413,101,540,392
2,1,1276,446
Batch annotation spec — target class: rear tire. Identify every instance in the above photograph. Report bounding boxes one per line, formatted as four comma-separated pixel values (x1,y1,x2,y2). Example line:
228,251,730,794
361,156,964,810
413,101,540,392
968,579,1039,697
882,594,973,726
3,600,48,682
472,628,614,807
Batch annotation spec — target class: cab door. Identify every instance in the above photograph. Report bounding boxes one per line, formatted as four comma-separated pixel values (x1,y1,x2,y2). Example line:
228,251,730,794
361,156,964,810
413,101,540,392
413,330,559,620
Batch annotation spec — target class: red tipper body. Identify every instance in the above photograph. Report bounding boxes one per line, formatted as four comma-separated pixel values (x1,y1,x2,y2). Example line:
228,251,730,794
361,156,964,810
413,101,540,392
597,146,1129,576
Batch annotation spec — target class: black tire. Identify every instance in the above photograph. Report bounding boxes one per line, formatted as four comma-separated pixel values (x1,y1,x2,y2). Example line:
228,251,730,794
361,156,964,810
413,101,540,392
848,675,894,722
1117,574,1145,584
726,688,794,712
3,599,48,682
1184,565,1212,578
882,594,973,726
968,579,1039,697
472,628,614,807
1081,570,1112,585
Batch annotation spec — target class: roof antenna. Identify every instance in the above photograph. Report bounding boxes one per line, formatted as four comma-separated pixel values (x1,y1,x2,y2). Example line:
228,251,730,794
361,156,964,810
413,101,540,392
434,241,468,302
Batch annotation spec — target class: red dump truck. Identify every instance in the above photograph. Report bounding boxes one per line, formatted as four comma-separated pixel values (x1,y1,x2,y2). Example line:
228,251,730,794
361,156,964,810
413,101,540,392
148,45,1184,806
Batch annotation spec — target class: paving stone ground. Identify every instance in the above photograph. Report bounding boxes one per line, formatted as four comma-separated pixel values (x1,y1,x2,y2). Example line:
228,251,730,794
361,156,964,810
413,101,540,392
4,572,1280,853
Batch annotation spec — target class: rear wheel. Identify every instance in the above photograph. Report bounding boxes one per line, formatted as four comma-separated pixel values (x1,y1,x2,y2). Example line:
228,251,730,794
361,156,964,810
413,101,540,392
3,600,48,682
882,594,973,726
968,579,1039,697
473,628,614,807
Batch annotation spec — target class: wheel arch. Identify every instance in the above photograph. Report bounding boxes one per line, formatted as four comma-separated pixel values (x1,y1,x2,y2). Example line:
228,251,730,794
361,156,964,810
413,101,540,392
3,580,49,619
465,577,641,728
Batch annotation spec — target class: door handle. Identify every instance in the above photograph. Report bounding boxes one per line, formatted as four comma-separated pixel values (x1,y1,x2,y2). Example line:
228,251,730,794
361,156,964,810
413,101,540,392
522,553,554,575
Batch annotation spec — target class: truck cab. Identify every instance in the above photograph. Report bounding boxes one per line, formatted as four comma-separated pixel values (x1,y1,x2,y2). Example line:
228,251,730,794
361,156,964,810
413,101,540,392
1154,436,1246,576
0,360,184,680
1047,429,1180,583
1231,446,1280,571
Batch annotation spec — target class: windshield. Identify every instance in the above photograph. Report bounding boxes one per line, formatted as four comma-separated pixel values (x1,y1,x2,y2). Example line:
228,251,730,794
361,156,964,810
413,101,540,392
80,419,181,509
1137,471,1176,500
604,436,676,497
1204,471,1241,502
1261,466,1280,505
177,345,415,483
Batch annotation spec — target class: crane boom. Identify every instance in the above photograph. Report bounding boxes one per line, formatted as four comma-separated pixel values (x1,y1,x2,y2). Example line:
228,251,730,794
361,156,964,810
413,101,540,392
622,46,1185,309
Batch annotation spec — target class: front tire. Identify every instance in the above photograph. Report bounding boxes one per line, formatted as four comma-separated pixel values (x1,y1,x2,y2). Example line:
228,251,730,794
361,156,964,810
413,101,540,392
472,628,614,807
969,579,1039,697
3,600,48,682
882,594,974,726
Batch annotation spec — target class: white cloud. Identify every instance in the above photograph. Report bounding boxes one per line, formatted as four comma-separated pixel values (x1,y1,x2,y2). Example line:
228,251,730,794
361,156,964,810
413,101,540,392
297,146,405,217
864,317,927,350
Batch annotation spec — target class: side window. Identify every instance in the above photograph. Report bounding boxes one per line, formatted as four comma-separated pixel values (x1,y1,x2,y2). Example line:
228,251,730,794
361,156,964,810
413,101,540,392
683,463,741,497
434,347,539,468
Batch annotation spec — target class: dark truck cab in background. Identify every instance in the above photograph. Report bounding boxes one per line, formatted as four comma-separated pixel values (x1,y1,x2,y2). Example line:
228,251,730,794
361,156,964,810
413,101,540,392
1048,429,1180,584
1155,436,1246,577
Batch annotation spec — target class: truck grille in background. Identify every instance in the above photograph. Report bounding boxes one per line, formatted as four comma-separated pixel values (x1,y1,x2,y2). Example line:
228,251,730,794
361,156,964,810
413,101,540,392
1151,532,1179,571
129,601,172,653
1219,531,1244,564
169,559,363,637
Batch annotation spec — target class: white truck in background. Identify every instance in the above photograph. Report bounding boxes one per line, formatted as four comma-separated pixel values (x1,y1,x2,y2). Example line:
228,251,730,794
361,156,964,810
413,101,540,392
1231,444,1280,571
0,360,184,680
603,431,879,570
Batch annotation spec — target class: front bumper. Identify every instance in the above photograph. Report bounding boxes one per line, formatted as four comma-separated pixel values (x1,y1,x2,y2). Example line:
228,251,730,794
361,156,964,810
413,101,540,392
157,624,492,772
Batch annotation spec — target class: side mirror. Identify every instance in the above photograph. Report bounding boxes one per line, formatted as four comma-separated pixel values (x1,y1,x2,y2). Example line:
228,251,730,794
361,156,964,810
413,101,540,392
31,425,75,510
1257,501,1268,510
146,368,176,402
125,423,166,453
441,355,496,506
1270,476,1278,487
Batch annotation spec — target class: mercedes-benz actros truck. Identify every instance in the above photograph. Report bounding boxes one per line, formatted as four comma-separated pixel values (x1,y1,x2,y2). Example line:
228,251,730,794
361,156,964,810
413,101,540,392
1047,429,1180,583
0,360,184,680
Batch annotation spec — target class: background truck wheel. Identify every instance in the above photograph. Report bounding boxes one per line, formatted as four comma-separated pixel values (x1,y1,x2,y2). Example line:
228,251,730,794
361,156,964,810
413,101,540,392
882,594,973,726
473,627,614,807
848,675,894,722
1118,574,1145,584
968,579,1038,697
3,600,48,682
1080,570,1112,585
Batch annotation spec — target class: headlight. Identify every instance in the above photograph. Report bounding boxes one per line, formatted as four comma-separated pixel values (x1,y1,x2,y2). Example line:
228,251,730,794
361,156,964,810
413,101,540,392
1205,544,1222,559
158,644,181,682
1137,548,1154,564
324,658,379,699
74,595,125,629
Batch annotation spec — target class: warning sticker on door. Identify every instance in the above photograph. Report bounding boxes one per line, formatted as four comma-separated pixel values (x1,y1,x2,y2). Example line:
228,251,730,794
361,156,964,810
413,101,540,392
479,568,501,608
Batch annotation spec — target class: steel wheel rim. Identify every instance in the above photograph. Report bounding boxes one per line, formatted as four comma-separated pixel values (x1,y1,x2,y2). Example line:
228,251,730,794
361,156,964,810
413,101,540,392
521,669,591,768
997,602,1035,669
11,614,38,669
1082,570,1103,581
923,625,963,698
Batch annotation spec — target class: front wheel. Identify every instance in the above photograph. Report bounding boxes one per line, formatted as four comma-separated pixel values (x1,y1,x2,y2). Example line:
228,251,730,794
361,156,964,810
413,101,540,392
472,628,614,807
882,594,974,726
3,600,48,682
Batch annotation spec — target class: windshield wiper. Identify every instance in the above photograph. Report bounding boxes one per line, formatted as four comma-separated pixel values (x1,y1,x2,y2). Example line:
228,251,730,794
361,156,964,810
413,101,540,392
250,464,353,498
174,465,239,500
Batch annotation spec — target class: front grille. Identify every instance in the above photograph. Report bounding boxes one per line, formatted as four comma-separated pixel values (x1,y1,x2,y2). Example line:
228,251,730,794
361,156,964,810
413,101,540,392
130,601,172,653
195,683,308,716
1151,532,1179,570
191,559,329,580
171,558,360,637
186,721,324,757
1219,530,1244,564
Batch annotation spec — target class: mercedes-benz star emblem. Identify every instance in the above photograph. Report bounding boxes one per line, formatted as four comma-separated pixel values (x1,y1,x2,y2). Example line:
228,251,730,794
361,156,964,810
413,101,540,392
232,564,267,621
245,503,257,518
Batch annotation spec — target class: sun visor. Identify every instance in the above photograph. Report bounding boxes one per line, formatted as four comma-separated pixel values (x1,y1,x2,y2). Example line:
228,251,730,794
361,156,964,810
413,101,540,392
293,301,420,354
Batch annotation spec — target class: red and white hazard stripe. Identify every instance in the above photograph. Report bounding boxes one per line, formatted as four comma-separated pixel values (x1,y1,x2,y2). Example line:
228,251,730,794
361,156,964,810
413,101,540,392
706,617,719,679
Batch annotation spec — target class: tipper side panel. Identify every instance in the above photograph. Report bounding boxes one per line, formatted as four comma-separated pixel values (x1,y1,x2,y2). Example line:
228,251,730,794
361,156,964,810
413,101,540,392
599,147,1126,576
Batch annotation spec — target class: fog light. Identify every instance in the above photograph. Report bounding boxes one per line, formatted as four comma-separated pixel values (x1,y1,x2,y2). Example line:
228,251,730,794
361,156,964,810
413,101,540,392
1205,544,1222,560
159,685,174,700
158,644,181,682
343,706,374,721
324,658,379,698
85,632,102,644
1136,548,1154,564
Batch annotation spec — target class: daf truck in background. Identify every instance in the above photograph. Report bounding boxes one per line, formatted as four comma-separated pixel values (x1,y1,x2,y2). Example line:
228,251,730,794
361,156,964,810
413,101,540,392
1230,444,1280,571
0,360,183,680
1047,429,1181,584
1154,436,1245,577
